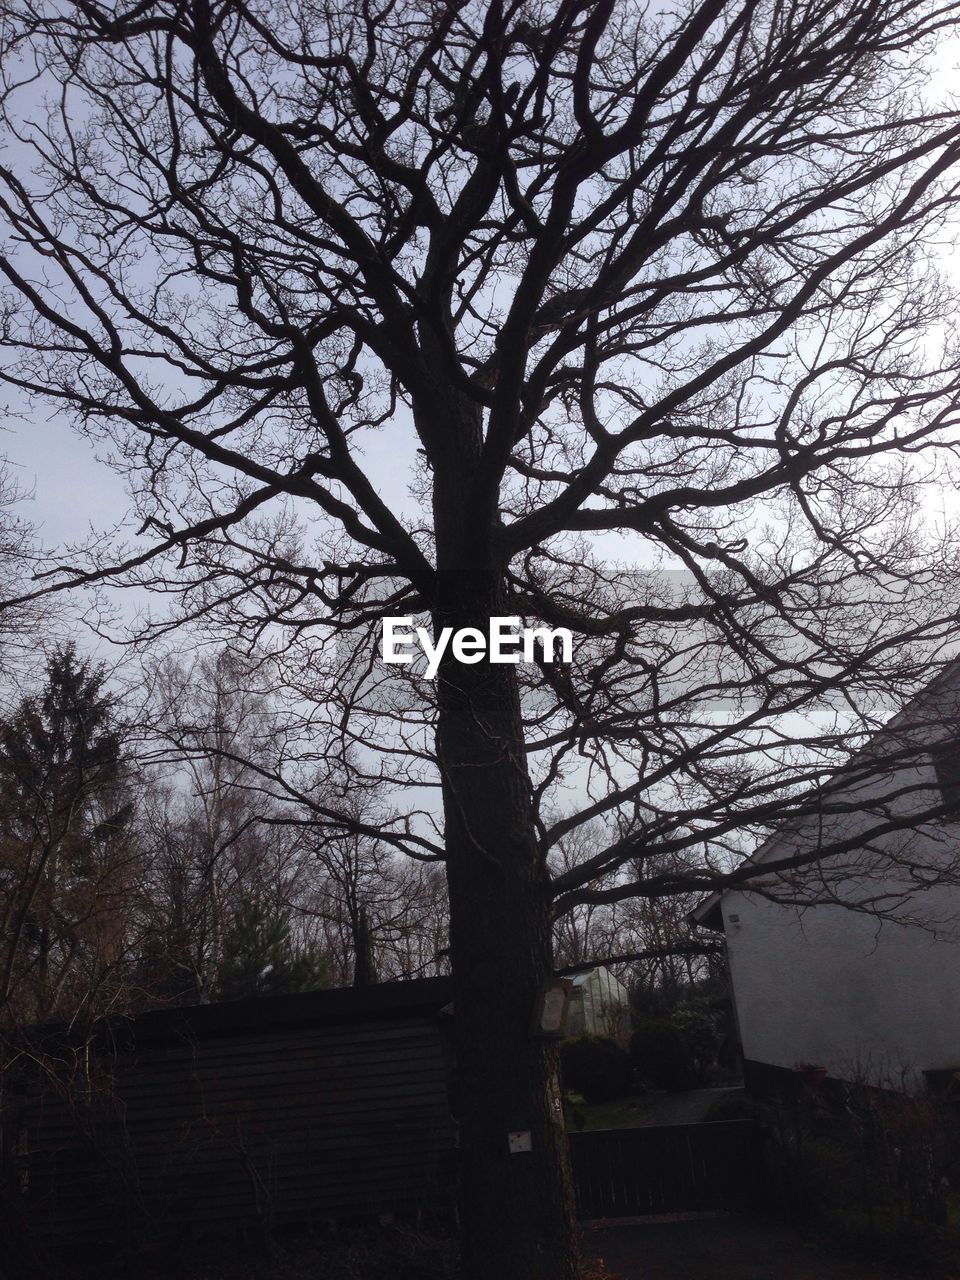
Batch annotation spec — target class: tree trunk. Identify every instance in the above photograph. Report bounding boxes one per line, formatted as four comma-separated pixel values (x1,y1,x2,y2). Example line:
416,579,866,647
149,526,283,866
351,906,377,987
434,568,581,1280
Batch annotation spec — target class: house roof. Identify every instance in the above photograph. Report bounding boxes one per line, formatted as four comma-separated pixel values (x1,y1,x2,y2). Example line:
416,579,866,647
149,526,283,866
690,656,960,935
691,893,725,933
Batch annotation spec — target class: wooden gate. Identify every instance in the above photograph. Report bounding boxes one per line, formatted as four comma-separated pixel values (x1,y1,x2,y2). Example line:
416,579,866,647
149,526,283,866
569,1120,765,1218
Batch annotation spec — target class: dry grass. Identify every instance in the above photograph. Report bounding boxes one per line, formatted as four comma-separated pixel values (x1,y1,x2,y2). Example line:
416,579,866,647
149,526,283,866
580,1257,623,1280
170,1226,457,1279
9,1222,622,1279
143,1226,621,1280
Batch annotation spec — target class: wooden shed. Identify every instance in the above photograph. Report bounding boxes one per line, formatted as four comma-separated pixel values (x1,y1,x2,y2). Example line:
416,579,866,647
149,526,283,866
5,977,455,1249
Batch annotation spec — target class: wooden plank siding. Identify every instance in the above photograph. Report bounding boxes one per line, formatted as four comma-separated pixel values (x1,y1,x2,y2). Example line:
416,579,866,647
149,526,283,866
569,1120,766,1218
7,978,456,1246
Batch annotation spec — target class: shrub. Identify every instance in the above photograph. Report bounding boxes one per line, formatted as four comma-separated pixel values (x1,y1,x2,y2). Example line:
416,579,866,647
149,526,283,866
629,1019,697,1092
669,1001,724,1081
560,1035,630,1102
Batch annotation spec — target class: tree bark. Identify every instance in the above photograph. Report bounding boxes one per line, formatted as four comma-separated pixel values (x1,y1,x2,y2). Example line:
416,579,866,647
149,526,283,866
351,906,377,987
434,566,581,1280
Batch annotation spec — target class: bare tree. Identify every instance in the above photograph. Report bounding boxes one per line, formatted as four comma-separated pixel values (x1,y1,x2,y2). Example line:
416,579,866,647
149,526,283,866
374,859,450,979
551,828,717,990
136,648,318,998
4,3,960,1274
0,460,51,695
136,649,431,994
302,810,440,986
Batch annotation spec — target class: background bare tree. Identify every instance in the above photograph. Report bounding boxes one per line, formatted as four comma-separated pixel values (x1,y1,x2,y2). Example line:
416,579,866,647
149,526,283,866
135,649,296,1000
302,811,441,985
551,826,718,990
5,2,960,1274
0,459,52,697
136,647,445,993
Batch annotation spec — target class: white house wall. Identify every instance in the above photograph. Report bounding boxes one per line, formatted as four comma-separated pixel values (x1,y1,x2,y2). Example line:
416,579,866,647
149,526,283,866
723,886,960,1086
722,729,960,1088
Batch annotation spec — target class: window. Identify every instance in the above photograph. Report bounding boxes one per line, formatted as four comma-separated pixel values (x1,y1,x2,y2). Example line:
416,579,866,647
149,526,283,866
932,747,960,817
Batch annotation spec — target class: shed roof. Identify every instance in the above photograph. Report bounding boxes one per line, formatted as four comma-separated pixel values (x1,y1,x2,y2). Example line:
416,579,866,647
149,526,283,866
18,976,455,1059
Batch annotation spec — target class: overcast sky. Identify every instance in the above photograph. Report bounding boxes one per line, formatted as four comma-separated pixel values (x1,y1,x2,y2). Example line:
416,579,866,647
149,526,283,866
3,33,960,633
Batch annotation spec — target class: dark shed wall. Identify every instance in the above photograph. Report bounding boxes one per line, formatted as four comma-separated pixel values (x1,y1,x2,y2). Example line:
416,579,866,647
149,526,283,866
13,978,455,1243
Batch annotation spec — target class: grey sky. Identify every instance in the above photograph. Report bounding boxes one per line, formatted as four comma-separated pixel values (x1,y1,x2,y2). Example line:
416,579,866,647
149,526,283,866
2,31,960,619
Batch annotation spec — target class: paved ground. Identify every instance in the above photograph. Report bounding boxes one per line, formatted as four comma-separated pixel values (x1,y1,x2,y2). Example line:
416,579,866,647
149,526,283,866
573,1087,745,1131
583,1214,906,1280
625,1087,744,1127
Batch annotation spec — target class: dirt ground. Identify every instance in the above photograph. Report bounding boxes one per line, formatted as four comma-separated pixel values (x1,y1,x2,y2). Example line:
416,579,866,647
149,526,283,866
583,1214,927,1280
